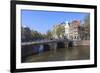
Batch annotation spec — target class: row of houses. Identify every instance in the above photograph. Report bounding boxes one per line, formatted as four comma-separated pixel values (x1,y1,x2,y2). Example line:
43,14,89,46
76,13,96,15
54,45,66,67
52,20,90,40
21,20,90,42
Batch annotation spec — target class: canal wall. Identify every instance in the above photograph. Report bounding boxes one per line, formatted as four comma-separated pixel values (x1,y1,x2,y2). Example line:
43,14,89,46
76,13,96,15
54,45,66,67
73,40,90,46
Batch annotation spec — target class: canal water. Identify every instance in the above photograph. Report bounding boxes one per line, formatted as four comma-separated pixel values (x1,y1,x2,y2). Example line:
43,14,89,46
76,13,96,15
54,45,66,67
22,46,90,63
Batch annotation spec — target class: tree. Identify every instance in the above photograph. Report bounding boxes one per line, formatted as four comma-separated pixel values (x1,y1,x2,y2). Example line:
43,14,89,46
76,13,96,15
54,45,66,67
84,14,90,40
31,30,43,40
46,30,52,39
56,24,65,39
84,14,90,31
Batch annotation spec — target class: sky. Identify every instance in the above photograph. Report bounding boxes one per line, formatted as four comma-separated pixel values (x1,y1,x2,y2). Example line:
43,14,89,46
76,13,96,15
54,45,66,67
21,10,89,34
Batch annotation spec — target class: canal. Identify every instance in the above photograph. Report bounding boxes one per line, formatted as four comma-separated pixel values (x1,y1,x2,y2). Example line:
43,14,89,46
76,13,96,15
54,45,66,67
22,46,90,63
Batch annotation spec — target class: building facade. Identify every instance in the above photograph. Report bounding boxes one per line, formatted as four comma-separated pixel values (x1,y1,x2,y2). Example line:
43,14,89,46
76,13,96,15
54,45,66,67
64,20,89,41
68,20,81,40
65,21,70,39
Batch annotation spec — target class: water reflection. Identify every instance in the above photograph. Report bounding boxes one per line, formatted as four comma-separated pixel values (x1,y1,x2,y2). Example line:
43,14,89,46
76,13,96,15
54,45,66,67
22,46,90,63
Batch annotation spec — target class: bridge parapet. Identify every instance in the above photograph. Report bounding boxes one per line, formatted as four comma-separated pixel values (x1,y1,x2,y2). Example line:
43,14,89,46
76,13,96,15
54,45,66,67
21,39,69,46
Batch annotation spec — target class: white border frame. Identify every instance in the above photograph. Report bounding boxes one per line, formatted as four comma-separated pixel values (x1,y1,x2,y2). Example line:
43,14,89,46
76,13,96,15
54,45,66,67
16,4,94,69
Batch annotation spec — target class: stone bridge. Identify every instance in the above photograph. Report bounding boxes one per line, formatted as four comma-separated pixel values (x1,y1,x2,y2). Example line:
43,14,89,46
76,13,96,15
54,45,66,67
21,39,74,58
